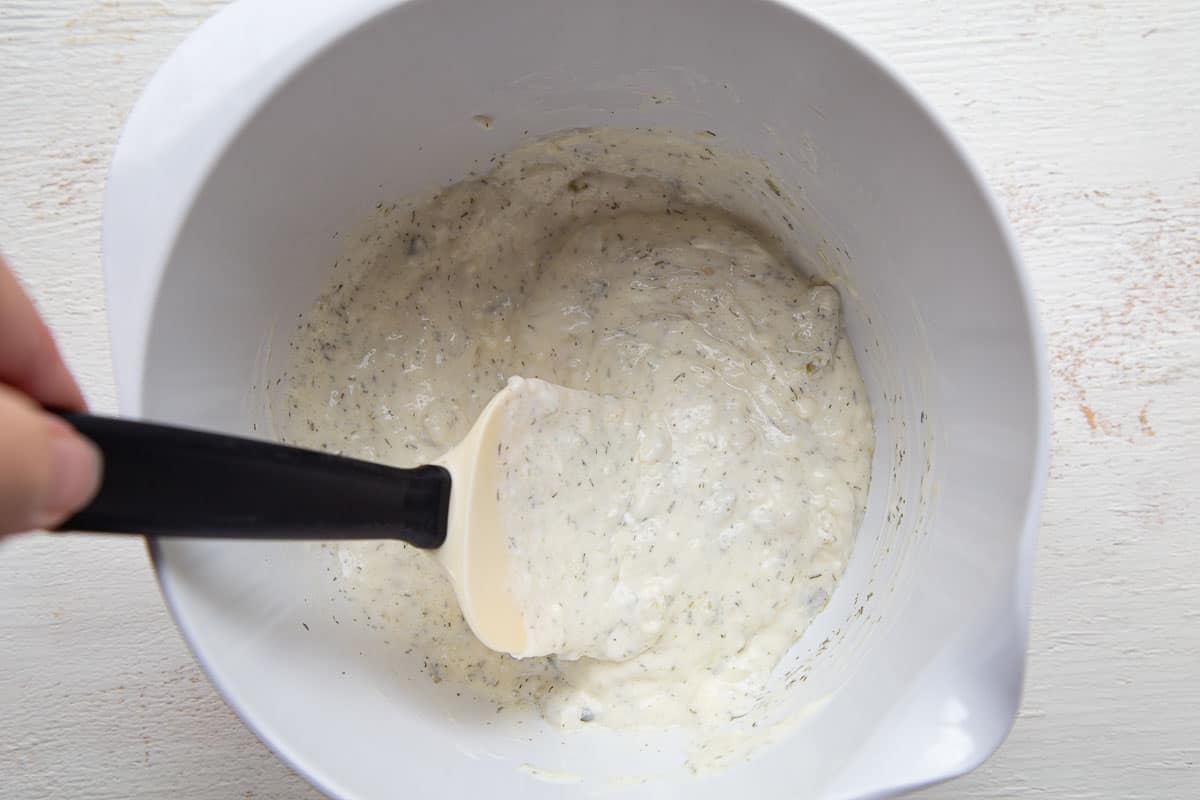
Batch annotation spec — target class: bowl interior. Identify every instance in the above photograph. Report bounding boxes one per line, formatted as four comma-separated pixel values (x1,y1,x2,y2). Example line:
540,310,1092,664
123,1,1044,797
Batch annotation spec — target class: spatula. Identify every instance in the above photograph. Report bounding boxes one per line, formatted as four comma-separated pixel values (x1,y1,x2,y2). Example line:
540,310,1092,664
52,383,529,656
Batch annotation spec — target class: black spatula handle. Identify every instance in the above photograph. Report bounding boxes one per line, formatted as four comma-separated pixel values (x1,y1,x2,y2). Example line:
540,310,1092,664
51,412,450,548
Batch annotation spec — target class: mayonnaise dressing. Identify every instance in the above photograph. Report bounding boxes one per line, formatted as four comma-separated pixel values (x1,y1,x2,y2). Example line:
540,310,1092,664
274,128,874,731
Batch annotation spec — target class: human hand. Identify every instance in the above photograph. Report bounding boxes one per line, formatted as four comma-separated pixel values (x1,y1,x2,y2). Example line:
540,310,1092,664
0,255,102,536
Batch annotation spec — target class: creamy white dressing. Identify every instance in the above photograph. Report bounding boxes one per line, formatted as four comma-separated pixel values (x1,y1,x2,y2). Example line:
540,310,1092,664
495,376,660,661
274,128,874,732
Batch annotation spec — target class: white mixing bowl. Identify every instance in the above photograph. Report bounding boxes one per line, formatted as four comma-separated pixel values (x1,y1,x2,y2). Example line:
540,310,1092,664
102,0,1049,797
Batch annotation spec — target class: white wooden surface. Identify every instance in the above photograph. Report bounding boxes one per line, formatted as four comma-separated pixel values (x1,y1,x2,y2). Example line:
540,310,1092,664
1,1,1197,797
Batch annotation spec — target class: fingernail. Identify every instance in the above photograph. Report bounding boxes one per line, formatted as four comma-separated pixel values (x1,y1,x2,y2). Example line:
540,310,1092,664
36,428,103,529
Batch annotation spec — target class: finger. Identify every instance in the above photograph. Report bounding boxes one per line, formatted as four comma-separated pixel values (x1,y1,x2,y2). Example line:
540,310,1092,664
0,255,87,411
0,385,102,535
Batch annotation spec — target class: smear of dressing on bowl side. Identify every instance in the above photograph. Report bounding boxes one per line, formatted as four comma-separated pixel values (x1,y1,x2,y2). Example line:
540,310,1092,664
273,128,873,738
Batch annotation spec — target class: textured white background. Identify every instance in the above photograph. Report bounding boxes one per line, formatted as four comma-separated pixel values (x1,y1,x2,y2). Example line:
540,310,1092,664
1,1,1197,797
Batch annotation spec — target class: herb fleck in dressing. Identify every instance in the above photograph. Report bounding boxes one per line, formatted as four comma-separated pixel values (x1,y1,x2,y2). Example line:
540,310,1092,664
275,128,873,731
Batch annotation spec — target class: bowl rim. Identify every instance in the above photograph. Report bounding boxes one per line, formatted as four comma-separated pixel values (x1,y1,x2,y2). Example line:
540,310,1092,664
111,0,1051,797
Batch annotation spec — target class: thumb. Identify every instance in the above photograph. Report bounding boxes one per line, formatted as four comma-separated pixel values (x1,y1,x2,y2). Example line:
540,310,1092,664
0,385,102,535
